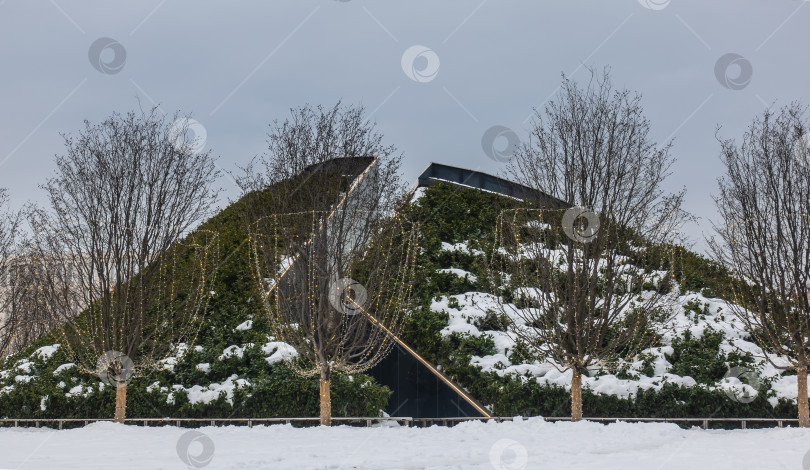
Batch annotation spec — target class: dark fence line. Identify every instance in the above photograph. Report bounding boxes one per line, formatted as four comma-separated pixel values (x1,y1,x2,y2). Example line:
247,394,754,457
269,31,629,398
0,416,799,430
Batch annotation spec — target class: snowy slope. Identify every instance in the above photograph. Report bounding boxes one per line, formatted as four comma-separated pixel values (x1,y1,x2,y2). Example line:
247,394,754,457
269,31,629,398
433,242,800,407
0,418,808,469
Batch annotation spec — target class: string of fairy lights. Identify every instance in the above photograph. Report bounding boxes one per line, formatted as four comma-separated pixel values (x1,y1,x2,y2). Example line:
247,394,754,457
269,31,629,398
719,211,810,365
13,222,220,381
492,207,680,377
248,209,419,379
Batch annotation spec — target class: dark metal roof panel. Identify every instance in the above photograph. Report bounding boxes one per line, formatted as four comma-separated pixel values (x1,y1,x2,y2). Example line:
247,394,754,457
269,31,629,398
415,162,567,208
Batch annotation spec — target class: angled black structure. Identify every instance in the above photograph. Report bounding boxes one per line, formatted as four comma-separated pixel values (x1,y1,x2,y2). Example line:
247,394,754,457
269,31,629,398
369,162,568,418
369,344,484,418
412,162,567,209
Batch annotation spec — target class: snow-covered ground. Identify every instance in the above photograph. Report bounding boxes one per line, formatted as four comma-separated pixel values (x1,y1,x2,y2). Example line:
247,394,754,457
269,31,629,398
0,418,807,469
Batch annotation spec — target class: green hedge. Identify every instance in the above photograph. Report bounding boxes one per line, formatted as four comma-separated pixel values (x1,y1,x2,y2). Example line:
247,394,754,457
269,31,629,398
0,342,390,419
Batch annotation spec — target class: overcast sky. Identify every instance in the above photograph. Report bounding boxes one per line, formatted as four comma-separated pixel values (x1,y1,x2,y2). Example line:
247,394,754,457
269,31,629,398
0,1,807,252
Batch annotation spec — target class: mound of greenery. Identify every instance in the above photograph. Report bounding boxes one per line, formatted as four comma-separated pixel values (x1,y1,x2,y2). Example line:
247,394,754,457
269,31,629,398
399,183,797,423
0,178,797,422
0,169,391,420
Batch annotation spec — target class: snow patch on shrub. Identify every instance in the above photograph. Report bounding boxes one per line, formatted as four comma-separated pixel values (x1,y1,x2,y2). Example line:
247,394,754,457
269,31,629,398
32,344,60,360
437,268,477,283
440,241,484,257
168,374,251,405
53,363,75,375
262,342,298,365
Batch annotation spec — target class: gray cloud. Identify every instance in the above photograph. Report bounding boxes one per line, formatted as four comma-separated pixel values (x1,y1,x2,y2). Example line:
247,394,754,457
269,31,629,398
0,0,807,250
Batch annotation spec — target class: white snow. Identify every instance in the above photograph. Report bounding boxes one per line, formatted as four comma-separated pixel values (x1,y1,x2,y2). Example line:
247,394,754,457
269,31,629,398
436,267,478,282
159,356,179,372
158,343,194,372
264,256,296,293
167,374,251,405
409,186,426,202
262,342,298,365
0,418,807,469
219,340,298,365
32,344,60,360
219,344,251,360
235,320,253,331
14,359,34,373
430,289,807,403
65,384,94,398
440,241,485,256
525,220,552,230
52,363,75,375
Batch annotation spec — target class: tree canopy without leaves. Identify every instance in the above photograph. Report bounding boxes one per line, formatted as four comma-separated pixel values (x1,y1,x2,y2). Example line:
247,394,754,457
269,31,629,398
498,70,687,421
238,101,403,216
242,102,416,425
32,109,221,422
710,102,810,426
0,189,26,357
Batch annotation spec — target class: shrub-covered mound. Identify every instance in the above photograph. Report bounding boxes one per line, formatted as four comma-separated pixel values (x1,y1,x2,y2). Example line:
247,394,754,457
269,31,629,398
399,183,799,422
0,170,390,419
1,180,801,421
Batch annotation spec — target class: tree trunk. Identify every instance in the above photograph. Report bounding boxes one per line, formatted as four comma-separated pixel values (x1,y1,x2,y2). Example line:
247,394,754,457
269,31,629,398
114,382,127,423
319,367,332,426
798,366,809,428
571,369,583,422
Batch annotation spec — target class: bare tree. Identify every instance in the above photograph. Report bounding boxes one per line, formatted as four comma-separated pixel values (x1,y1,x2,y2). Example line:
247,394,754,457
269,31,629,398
237,101,403,216
242,102,417,425
250,209,417,425
0,189,25,357
32,109,221,422
498,70,686,421
710,103,810,427
0,251,61,357
0,202,77,357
